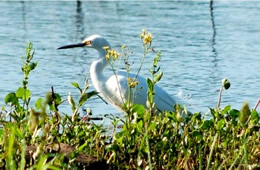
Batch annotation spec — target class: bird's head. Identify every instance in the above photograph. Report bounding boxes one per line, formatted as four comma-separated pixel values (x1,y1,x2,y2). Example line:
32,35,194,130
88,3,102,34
57,35,111,51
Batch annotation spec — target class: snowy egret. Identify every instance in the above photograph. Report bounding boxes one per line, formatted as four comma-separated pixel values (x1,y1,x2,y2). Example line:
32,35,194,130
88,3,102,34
58,35,183,113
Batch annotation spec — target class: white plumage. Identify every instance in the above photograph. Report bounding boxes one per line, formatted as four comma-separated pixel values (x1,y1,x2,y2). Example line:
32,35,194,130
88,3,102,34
58,35,182,113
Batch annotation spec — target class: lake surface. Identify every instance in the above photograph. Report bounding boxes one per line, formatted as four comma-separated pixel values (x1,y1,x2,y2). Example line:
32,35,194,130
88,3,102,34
1,1,260,118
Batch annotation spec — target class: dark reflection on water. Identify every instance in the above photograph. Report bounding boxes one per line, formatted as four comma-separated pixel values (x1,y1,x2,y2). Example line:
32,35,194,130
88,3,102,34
0,1,260,116
75,0,85,40
210,0,217,59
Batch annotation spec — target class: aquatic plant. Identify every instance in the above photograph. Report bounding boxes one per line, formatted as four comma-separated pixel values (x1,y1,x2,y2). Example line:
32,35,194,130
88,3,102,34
0,32,259,169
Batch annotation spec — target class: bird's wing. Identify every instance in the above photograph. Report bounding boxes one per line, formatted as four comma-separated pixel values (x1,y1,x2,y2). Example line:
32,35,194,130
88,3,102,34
105,71,180,112
153,85,177,111
118,71,178,111
105,72,129,106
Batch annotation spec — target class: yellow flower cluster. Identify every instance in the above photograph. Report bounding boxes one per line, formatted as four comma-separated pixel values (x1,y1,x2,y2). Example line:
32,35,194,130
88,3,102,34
128,77,139,88
140,29,152,45
103,46,119,61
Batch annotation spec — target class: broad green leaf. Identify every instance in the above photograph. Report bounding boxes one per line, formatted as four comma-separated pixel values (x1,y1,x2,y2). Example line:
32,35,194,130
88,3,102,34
5,93,18,105
229,109,240,119
132,104,145,117
35,98,43,110
191,130,203,142
221,105,231,115
16,87,31,101
200,120,214,130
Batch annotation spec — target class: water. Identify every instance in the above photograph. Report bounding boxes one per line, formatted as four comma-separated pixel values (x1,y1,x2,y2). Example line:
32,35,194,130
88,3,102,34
1,1,260,117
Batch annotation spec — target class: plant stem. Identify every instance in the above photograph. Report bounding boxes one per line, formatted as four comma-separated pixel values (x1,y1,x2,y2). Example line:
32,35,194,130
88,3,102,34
206,133,218,170
135,45,147,81
199,147,203,170
145,127,152,170
108,61,125,105
243,136,248,169
72,83,88,122
217,87,223,108
228,152,241,170
253,99,260,110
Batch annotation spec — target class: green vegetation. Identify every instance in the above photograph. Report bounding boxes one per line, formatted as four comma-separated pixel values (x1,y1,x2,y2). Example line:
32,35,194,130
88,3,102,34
0,32,259,169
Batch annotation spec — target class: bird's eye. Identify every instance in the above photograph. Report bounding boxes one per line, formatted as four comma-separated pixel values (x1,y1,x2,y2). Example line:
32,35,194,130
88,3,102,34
85,40,91,45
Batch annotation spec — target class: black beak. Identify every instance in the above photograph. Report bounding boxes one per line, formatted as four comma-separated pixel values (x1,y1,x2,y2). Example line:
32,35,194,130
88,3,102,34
57,43,85,50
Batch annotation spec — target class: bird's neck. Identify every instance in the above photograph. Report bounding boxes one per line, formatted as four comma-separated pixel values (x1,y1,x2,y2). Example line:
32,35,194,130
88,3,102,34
90,49,108,92
95,48,108,71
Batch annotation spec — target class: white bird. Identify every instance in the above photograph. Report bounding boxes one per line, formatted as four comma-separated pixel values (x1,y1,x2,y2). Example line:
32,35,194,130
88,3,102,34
58,35,183,113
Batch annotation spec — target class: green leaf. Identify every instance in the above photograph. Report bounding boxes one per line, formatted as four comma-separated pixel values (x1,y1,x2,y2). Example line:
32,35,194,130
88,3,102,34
0,129,4,138
54,93,62,104
26,42,33,56
29,62,38,71
78,142,88,152
216,119,225,130
132,104,145,117
16,87,31,101
192,112,202,121
79,91,98,106
148,122,156,132
221,105,231,115
209,108,217,119
147,78,153,90
47,92,62,111
136,120,144,132
229,109,240,119
191,130,203,143
106,144,120,152
15,127,23,138
154,71,163,83
10,113,20,122
71,82,82,93
200,120,214,130
250,110,259,124
147,78,154,104
153,51,161,67
35,98,43,110
5,93,18,105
